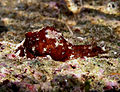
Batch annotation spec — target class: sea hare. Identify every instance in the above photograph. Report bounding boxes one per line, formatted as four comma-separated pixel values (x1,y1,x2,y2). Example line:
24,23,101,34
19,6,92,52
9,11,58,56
16,27,105,61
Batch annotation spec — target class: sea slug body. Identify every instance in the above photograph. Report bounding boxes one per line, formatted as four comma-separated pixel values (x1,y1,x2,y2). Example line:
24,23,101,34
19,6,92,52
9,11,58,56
16,27,105,61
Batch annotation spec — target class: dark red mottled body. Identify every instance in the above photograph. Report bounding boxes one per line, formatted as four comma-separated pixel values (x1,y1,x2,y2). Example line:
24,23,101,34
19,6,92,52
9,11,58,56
16,27,105,61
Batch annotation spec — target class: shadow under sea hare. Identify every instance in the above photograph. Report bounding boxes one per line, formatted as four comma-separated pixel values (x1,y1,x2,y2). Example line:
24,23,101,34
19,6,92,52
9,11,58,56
16,27,105,61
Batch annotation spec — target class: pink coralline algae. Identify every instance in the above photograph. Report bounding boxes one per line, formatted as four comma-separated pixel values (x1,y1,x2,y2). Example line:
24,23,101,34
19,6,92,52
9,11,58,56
16,27,105,61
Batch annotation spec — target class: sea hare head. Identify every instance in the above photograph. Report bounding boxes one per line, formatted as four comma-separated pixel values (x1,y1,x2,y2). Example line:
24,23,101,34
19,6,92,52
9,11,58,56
16,26,106,61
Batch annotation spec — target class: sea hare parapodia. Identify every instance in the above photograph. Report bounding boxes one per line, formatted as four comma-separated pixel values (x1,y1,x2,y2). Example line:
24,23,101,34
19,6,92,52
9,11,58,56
16,27,105,61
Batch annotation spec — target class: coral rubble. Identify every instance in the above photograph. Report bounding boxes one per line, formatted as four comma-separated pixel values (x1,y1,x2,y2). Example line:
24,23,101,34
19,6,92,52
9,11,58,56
16,27,105,61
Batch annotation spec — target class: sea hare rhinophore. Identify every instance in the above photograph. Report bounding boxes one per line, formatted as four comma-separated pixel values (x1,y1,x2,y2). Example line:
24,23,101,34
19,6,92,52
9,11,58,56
16,27,105,61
